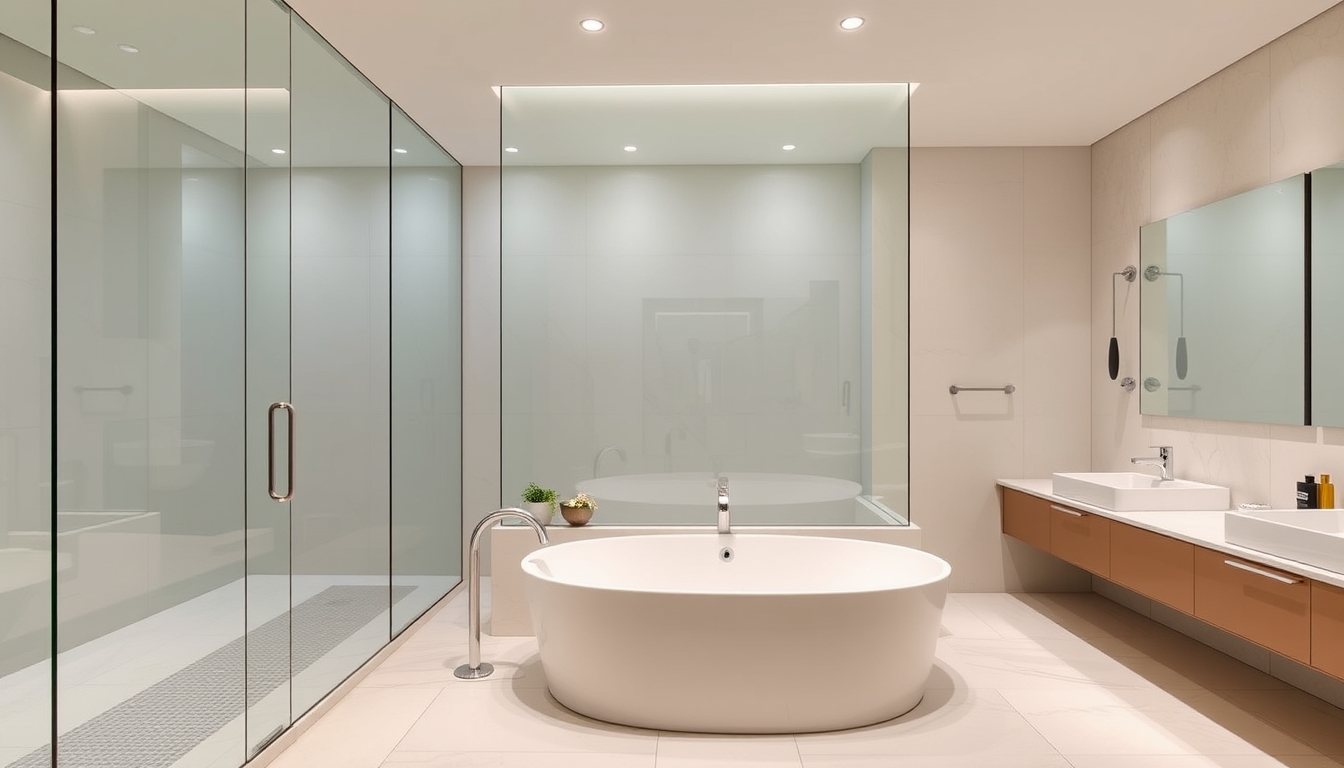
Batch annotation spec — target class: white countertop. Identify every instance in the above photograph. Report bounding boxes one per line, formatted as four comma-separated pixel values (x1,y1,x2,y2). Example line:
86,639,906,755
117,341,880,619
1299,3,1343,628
998,478,1344,590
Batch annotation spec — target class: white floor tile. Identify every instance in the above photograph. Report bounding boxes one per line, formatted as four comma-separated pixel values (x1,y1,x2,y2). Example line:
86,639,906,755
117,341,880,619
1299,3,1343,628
1065,756,1344,768
379,752,655,767
999,687,1321,757
268,687,441,768
396,685,657,754
656,733,802,767
801,756,1073,768
794,688,1060,757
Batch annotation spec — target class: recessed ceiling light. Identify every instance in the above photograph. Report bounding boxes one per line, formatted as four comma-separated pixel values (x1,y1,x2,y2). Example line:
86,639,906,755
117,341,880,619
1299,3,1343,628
623,145,637,153
504,147,519,153
271,148,286,155
580,18,605,32
839,16,865,30
73,26,96,35
782,144,796,151
393,148,408,154
117,43,140,53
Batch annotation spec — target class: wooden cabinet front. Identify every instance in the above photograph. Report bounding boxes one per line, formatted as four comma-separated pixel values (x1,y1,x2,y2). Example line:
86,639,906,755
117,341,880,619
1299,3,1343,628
1048,503,1110,577
1194,547,1311,664
1001,488,1051,551
1312,581,1344,680
1110,523,1194,614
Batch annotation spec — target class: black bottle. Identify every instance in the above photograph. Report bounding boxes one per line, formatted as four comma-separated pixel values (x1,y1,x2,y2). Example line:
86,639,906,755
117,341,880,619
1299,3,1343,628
1297,475,1319,509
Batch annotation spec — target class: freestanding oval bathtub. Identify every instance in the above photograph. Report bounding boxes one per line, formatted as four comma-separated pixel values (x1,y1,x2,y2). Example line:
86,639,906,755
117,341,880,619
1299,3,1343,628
521,534,951,733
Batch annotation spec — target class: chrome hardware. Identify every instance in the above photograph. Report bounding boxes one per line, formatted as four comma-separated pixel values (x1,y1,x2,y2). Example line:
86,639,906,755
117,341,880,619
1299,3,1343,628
1131,445,1173,482
1050,505,1087,517
1120,377,1136,392
717,476,731,534
455,508,549,680
719,546,734,562
593,445,626,478
267,402,295,502
1222,559,1302,585
948,384,1016,395
1144,377,1162,392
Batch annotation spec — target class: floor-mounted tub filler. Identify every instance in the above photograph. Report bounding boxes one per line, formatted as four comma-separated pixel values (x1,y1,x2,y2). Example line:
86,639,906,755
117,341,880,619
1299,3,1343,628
521,533,951,733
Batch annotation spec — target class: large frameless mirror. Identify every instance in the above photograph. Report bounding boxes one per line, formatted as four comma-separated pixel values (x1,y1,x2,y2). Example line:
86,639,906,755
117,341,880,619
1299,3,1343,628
1139,176,1306,425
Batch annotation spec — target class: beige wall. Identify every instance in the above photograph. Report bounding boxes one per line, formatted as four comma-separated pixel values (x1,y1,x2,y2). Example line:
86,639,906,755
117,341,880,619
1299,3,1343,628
910,147,1093,592
1092,3,1344,508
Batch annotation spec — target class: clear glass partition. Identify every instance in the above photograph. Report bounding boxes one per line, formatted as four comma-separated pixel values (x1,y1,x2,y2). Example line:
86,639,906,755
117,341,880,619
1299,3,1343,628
288,15,391,717
500,84,910,526
54,0,248,765
391,106,463,635
0,2,462,766
0,5,51,766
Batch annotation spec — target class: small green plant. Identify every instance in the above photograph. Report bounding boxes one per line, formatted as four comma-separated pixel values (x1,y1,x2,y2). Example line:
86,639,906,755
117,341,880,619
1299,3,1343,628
561,492,598,510
522,482,557,511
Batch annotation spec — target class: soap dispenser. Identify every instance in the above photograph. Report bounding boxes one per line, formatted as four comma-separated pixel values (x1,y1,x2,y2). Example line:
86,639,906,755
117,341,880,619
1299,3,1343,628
1297,475,1320,509
1322,474,1336,509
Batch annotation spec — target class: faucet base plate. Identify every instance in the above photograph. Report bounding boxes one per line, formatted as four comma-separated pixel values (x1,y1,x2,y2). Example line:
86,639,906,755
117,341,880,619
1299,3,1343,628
453,662,495,680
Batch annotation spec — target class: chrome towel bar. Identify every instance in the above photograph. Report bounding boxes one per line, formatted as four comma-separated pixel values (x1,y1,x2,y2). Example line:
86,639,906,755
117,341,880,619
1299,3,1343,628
948,384,1015,395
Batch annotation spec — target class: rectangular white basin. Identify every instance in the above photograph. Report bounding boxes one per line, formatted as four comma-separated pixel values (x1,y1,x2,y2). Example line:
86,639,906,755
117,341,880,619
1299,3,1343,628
1225,509,1344,574
1051,472,1229,511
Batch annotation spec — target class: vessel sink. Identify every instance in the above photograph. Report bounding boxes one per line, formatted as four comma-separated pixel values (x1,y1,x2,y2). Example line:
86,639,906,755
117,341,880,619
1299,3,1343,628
1051,472,1230,511
1225,509,1344,574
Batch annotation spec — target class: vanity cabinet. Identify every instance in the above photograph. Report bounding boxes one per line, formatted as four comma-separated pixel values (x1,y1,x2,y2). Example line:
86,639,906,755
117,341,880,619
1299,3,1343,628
1110,523,1194,614
1193,548,1311,664
1001,487,1051,550
1312,581,1344,679
1048,504,1110,577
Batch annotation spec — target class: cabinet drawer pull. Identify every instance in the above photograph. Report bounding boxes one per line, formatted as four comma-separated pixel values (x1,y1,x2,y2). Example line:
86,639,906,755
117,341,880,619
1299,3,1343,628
1050,505,1087,517
1222,559,1302,585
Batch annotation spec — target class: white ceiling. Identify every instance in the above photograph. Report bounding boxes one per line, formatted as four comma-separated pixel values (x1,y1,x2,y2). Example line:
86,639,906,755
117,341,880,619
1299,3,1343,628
283,0,1341,166
502,84,910,165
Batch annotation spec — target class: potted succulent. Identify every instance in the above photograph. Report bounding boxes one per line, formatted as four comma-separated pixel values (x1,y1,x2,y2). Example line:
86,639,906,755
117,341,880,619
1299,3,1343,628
521,482,557,525
559,492,598,526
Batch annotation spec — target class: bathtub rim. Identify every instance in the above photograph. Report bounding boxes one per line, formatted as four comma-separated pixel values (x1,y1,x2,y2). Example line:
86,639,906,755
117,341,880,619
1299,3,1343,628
520,532,951,598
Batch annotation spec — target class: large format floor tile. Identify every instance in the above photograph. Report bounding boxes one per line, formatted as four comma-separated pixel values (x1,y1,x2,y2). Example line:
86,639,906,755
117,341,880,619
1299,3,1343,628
245,590,1344,768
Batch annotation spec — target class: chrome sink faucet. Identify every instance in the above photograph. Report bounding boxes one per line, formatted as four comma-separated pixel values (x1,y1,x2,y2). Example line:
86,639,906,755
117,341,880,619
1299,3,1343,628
717,476,731,534
1131,445,1174,481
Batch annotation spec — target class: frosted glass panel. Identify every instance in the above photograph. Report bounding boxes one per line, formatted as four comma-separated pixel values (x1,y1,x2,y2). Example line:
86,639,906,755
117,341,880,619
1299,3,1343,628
500,84,910,526
391,106,462,635
1140,176,1305,424
0,15,51,768
288,15,391,717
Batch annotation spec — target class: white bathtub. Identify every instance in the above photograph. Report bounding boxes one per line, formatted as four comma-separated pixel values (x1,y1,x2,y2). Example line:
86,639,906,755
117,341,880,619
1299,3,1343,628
521,533,950,733
575,472,871,525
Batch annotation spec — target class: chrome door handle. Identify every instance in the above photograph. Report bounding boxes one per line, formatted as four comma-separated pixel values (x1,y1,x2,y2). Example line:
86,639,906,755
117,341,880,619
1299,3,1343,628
1050,504,1087,517
268,402,294,502
1222,559,1301,585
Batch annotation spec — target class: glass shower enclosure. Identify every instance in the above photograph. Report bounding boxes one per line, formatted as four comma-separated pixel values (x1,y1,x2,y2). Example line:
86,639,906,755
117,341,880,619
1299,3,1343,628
500,83,910,528
0,1,463,766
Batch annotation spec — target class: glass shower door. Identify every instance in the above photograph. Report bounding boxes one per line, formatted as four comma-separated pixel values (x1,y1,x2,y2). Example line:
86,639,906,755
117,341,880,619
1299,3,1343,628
53,0,249,765
244,0,294,757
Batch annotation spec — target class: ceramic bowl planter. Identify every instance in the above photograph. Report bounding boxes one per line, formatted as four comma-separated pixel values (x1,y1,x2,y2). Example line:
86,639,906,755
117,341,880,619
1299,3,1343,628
559,503,593,526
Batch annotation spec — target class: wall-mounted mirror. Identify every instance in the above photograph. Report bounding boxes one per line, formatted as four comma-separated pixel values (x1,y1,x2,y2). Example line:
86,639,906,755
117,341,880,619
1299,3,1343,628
1139,175,1306,424
1312,164,1344,427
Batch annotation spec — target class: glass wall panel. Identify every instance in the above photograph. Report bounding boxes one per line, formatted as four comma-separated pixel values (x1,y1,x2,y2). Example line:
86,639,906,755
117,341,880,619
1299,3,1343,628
391,106,462,635
0,5,51,766
288,16,391,716
54,0,248,765
500,84,911,527
245,0,293,755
